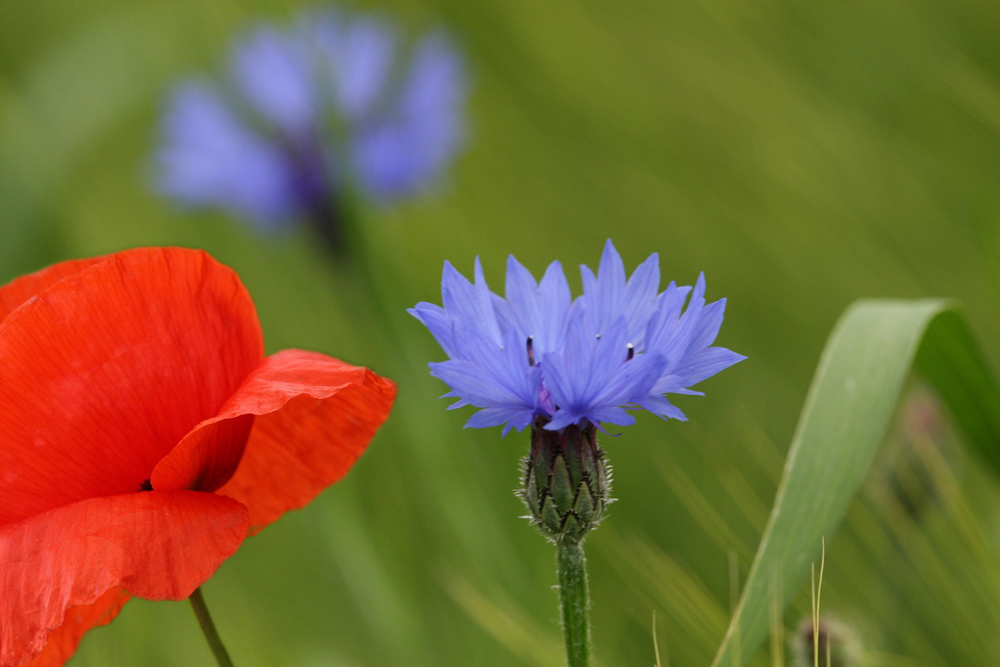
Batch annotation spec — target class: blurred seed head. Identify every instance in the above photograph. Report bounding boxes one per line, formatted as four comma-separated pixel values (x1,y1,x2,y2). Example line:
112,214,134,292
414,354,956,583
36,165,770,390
792,617,861,667
879,384,955,522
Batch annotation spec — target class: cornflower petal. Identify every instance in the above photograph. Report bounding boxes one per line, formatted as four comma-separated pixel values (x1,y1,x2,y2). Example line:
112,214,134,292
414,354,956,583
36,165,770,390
407,302,457,358
590,351,667,409
499,328,542,409
446,397,471,409
582,407,636,428
352,31,467,198
540,314,591,412
502,257,572,356
157,10,468,229
413,242,742,434
440,258,502,348
537,261,572,354
316,15,397,119
466,408,535,436
637,394,688,421
655,273,707,370
581,317,631,403
580,241,660,347
394,31,467,174
231,26,317,138
491,292,515,337
687,298,727,353
504,254,543,344
544,409,585,432
156,82,300,228
585,239,626,334
644,283,689,357
431,359,517,407
652,374,705,395
473,258,503,344
430,327,539,415
674,347,747,386
621,252,659,346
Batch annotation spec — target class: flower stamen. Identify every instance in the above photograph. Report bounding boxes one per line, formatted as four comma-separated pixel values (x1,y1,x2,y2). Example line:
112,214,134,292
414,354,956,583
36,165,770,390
626,343,634,361
527,336,536,367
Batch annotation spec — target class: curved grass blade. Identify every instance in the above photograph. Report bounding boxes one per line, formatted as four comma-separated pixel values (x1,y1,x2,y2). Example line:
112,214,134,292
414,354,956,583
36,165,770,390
711,300,1000,667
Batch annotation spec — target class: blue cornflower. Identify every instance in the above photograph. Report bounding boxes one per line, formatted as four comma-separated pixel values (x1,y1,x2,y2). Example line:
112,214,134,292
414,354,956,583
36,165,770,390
412,241,746,646
155,9,468,234
410,240,746,436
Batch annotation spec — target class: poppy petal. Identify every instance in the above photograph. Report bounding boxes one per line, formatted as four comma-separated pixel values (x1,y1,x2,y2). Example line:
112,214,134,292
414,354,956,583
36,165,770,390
21,588,131,667
0,491,248,667
0,257,105,324
210,349,396,533
151,414,256,493
152,350,395,494
0,247,265,526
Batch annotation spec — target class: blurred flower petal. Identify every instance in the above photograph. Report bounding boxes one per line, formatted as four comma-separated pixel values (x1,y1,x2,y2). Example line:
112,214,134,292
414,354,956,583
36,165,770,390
352,31,467,198
156,12,470,231
231,25,317,137
316,14,397,119
156,82,302,228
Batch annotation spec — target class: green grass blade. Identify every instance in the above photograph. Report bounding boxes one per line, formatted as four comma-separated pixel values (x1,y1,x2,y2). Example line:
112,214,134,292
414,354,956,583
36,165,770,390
711,299,1000,667
916,310,1000,473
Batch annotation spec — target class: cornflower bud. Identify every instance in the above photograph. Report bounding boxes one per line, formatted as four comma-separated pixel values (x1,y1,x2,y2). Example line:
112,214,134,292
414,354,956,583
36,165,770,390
519,420,612,543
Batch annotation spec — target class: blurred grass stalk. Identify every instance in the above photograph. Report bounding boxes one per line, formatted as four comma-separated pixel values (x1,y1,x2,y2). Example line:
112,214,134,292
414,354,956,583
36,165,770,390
611,302,1000,667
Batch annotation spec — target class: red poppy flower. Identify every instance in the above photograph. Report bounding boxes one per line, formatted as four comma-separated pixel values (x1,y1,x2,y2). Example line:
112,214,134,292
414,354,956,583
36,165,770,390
0,248,396,667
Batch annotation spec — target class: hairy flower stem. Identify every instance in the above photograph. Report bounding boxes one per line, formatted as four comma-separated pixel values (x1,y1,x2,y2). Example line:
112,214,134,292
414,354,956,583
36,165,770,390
557,540,591,667
189,587,236,667
518,423,607,667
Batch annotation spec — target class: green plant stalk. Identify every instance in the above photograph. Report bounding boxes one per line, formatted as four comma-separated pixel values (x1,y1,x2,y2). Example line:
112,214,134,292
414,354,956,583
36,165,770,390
711,301,1000,666
189,587,235,667
557,540,591,667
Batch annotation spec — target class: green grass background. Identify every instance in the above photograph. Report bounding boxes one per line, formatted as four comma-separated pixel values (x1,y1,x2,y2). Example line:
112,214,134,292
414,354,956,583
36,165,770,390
5,1,1000,665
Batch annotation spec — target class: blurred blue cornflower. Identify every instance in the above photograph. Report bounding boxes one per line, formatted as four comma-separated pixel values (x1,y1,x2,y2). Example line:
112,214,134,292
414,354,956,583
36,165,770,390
155,9,467,242
409,240,746,436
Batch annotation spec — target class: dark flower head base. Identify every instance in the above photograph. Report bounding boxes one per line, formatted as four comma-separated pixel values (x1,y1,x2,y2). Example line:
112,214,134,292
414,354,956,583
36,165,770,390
519,420,611,544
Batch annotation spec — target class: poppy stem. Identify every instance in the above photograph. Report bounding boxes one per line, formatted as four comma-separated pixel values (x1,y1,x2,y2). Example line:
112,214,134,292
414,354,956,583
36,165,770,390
189,587,236,667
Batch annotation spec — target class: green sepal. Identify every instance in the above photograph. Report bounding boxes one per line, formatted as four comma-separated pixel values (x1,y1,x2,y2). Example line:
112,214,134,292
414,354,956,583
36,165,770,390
518,421,611,544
